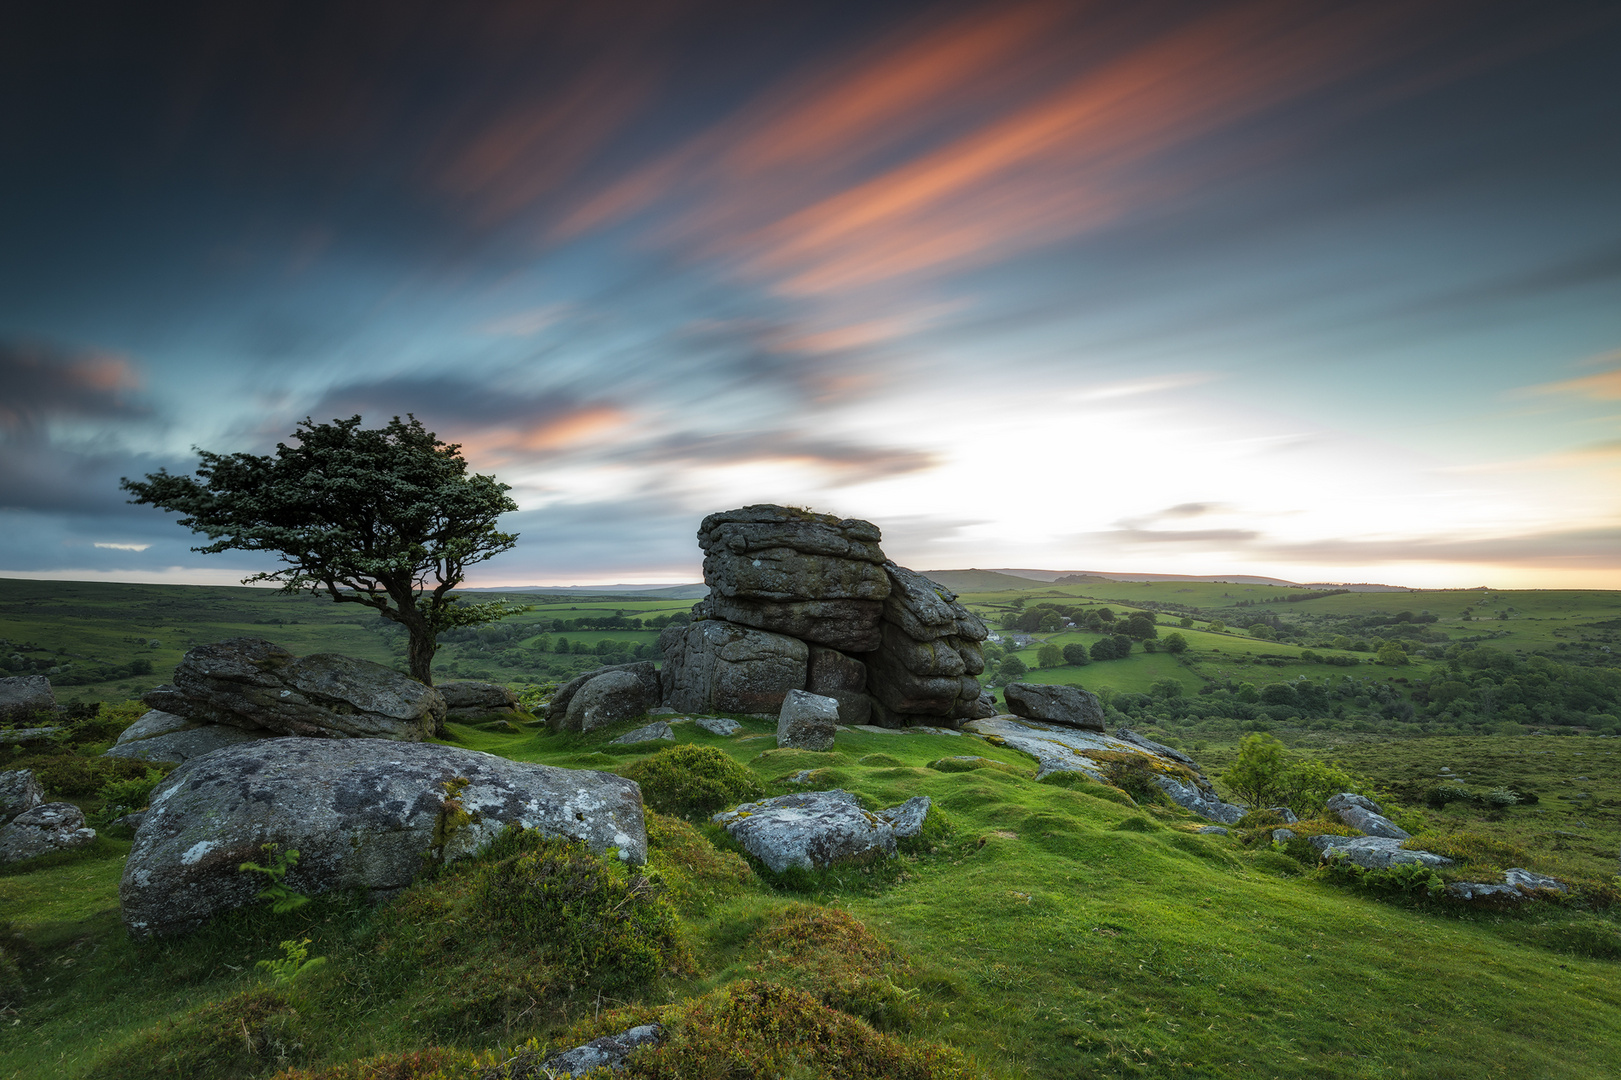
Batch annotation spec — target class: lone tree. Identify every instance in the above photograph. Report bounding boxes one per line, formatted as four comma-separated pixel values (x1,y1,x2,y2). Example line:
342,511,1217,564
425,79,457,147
122,415,521,685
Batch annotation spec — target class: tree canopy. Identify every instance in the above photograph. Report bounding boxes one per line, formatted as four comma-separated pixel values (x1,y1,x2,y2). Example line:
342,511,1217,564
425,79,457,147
122,415,520,684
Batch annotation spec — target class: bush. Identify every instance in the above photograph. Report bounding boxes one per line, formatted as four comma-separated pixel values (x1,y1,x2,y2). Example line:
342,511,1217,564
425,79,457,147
89,766,169,826
1102,755,1165,803
619,744,765,821
86,987,308,1080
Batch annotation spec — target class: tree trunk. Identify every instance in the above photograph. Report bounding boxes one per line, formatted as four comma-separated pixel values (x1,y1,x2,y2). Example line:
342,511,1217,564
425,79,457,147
406,623,437,686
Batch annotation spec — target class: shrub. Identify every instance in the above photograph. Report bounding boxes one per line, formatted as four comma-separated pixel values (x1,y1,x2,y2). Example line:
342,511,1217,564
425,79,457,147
1102,756,1165,803
27,753,166,798
89,766,169,826
619,744,765,821
475,834,691,991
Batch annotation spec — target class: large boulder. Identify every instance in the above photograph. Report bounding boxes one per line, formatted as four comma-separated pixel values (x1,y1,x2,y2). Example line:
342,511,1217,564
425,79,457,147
860,564,988,724
104,709,276,764
1326,792,1409,840
566,671,659,733
1004,683,1105,731
776,690,839,751
0,802,95,864
0,675,56,722
437,681,521,721
144,639,444,740
806,647,870,725
0,770,44,824
661,620,807,715
697,505,891,652
120,738,648,937
546,662,660,730
712,790,929,874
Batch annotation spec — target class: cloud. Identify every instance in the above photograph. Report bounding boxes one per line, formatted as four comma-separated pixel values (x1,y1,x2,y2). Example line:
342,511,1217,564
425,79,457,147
607,431,938,487
1109,527,1260,544
1532,367,1621,402
1256,526,1621,568
0,341,145,430
93,542,151,551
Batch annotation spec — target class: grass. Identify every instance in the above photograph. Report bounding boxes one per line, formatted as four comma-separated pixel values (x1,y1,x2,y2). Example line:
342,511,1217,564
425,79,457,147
4,708,1621,1079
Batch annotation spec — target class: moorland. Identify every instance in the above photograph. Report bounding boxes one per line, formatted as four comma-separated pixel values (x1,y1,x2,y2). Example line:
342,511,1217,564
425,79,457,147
1,574,1618,1078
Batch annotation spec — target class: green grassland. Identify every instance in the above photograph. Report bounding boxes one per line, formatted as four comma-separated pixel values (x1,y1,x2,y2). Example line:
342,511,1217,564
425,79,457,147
2,711,1619,1080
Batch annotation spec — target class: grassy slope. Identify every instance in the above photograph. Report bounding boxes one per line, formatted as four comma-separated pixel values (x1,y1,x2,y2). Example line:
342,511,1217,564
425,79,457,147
3,716,1619,1079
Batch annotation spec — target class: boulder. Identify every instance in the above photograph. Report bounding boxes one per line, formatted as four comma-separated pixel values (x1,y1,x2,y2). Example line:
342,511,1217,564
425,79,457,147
1197,826,1229,836
776,690,839,751
806,647,871,725
437,680,521,720
145,638,444,740
0,675,56,722
1005,683,1105,730
1308,834,1451,870
697,505,891,652
712,789,925,873
0,770,44,824
120,738,647,937
661,621,807,715
1272,829,1297,844
609,721,675,744
1445,881,1524,903
566,671,659,733
1326,792,1408,840
546,663,660,730
696,717,741,736
0,802,96,864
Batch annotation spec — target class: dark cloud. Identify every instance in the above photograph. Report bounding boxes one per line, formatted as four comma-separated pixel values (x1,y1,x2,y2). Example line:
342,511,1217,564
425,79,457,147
610,431,936,486
0,341,146,430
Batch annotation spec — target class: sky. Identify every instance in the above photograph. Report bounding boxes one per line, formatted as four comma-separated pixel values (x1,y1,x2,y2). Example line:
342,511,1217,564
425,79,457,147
3,0,1620,591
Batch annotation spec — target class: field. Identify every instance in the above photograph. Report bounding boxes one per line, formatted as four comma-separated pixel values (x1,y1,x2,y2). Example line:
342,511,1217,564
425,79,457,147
1,711,1619,1079
1,576,1620,1077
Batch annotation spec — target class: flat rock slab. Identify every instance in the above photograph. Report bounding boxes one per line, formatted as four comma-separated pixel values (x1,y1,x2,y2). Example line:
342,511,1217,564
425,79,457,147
0,802,95,864
961,716,1148,780
609,721,675,744
121,738,647,937
1154,776,1247,824
105,709,279,764
1309,834,1452,870
712,789,930,874
695,717,741,736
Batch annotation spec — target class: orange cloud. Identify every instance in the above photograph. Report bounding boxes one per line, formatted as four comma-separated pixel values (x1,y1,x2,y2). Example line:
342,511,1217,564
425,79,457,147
1535,367,1621,401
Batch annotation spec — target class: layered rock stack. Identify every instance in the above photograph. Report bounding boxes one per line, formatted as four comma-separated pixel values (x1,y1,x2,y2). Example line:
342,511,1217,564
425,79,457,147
660,505,992,728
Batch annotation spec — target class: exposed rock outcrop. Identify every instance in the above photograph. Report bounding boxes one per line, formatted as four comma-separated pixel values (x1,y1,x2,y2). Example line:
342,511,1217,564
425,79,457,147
144,638,444,740
664,506,991,729
697,506,891,652
543,1024,662,1078
776,690,839,751
1308,834,1450,870
712,789,930,874
121,738,647,937
0,802,95,864
660,620,808,714
1004,682,1105,730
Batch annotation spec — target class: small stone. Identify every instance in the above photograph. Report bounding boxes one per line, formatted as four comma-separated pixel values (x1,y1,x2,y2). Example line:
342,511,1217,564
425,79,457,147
696,716,742,736
1196,826,1229,835
0,802,96,864
543,1023,663,1078
776,689,839,751
1272,828,1297,844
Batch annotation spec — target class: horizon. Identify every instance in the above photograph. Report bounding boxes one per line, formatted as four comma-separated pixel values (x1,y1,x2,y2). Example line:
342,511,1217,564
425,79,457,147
4,1,1619,592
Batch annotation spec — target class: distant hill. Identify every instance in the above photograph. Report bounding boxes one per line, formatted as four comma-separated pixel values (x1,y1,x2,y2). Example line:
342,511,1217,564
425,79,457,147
465,583,708,599
922,569,1413,592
